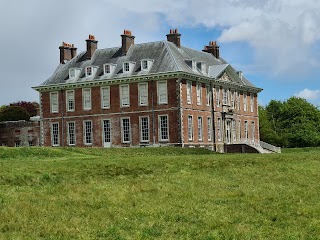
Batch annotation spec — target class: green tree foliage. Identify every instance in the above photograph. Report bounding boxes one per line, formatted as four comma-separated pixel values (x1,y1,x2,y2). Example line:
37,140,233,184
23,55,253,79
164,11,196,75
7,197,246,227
259,97,320,148
0,106,30,122
9,101,38,117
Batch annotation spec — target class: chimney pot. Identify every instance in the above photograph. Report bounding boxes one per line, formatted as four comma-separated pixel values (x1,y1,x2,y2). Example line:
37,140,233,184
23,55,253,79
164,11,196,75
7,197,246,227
166,28,181,48
121,29,135,55
59,41,76,64
203,40,220,58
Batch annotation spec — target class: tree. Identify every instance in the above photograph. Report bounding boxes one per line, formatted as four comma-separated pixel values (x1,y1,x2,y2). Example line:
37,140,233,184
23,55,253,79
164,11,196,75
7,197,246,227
0,106,30,122
260,97,320,148
9,101,38,117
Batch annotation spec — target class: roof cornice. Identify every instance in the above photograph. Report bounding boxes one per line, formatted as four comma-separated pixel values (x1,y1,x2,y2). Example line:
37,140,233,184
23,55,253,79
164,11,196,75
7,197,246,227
32,71,262,93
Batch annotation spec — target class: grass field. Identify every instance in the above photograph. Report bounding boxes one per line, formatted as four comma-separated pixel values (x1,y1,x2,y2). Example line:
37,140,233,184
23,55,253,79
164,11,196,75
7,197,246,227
0,147,320,239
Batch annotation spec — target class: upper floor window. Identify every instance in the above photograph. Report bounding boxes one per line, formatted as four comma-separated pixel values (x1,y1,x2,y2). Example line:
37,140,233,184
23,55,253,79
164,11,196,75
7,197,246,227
187,81,192,104
206,85,211,106
120,84,130,107
157,81,168,104
216,87,221,107
222,88,228,105
230,90,235,109
50,92,59,113
101,86,110,109
141,59,154,71
243,92,247,111
138,82,148,106
250,93,254,112
196,83,202,105
185,59,196,71
82,88,91,110
66,90,74,112
103,64,116,75
123,62,135,73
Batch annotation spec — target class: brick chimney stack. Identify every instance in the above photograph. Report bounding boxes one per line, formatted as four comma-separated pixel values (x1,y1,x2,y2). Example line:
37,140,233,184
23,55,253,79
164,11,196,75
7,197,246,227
166,29,181,48
121,30,135,55
203,41,220,59
59,42,76,64
86,34,98,59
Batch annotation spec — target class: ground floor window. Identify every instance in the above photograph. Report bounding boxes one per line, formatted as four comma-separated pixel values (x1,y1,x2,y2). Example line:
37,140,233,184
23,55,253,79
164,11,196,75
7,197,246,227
217,118,222,142
84,121,92,145
198,116,203,141
121,118,131,143
159,115,169,141
51,123,59,146
140,116,149,142
68,122,76,146
207,117,212,141
188,115,193,141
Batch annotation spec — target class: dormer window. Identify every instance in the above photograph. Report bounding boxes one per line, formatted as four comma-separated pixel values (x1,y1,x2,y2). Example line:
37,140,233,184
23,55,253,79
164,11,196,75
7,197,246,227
86,67,92,77
85,66,98,78
141,59,154,71
103,63,116,75
197,62,206,74
123,62,135,73
185,59,196,71
69,68,81,80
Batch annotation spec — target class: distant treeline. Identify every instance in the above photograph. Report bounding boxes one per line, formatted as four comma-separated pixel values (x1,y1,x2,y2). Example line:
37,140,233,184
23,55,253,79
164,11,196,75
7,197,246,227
259,97,320,148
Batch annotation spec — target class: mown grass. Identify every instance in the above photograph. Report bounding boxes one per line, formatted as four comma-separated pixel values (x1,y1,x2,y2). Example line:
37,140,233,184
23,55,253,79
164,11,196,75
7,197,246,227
0,147,320,239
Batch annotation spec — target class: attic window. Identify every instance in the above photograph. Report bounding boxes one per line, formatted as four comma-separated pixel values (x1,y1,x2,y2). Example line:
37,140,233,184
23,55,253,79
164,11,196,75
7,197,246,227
86,67,92,77
141,59,154,71
123,62,135,73
69,68,81,79
103,63,116,75
85,66,98,78
197,62,206,74
185,59,196,71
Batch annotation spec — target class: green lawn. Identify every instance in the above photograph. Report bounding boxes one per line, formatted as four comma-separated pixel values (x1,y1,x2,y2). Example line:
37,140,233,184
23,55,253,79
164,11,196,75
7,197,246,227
0,147,320,239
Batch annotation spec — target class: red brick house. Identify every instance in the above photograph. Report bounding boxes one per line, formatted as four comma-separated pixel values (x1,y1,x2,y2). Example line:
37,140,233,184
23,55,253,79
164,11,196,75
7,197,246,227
33,29,270,153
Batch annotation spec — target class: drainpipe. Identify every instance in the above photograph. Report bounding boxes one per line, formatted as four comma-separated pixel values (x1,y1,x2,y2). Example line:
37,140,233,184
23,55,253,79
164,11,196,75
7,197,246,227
178,78,184,147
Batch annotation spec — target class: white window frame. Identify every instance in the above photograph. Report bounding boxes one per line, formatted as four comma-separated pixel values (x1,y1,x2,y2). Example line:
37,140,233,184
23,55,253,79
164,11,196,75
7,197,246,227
250,93,254,112
237,91,241,111
120,84,130,107
238,120,241,141
82,88,92,110
138,82,148,106
83,120,93,145
123,62,130,72
103,63,116,75
69,68,76,79
206,85,211,106
222,88,228,105
217,118,222,142
159,115,169,142
243,92,247,111
141,59,153,71
230,90,235,109
188,115,193,141
66,90,75,112
50,92,59,113
67,121,76,146
232,120,236,143
139,116,150,143
251,121,255,141
51,122,59,147
196,83,202,105
244,120,248,140
157,81,168,104
121,117,131,143
101,86,110,109
187,81,192,104
85,66,93,77
216,87,220,107
198,116,203,141
207,117,212,141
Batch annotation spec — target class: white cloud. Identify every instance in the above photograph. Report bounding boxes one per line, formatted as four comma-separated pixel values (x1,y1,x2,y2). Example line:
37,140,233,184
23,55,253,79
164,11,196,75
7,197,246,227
295,89,320,100
1,0,320,105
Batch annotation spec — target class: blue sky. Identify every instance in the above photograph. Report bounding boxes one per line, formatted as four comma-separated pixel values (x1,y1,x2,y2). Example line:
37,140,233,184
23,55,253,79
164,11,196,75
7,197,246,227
1,0,320,106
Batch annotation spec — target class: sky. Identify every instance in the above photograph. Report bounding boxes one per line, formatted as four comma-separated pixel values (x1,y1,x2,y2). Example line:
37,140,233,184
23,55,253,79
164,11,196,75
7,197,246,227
1,0,320,106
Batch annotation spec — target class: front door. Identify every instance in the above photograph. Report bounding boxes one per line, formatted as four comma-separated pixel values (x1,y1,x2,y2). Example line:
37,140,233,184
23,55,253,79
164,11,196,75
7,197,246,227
103,119,111,148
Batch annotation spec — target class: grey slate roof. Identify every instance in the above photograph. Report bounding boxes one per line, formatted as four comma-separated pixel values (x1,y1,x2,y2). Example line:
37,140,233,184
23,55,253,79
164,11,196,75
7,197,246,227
39,40,259,90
